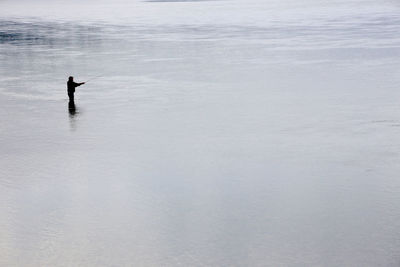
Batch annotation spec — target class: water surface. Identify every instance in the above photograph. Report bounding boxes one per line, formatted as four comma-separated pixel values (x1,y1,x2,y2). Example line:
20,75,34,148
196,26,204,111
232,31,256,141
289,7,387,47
1,0,400,266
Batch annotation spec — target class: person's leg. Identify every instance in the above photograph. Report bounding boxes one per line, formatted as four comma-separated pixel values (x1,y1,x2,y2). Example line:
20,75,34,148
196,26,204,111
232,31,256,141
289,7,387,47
68,93,74,102
68,100,75,112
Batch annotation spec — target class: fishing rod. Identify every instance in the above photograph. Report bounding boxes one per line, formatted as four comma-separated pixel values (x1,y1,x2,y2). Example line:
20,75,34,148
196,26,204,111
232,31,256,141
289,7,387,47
85,73,104,83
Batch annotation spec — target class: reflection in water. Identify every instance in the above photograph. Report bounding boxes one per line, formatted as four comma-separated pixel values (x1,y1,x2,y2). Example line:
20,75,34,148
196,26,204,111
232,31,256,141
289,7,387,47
68,101,78,131
68,100,76,115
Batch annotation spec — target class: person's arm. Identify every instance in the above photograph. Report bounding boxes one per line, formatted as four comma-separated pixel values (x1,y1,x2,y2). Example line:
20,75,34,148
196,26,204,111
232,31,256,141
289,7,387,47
74,82,85,87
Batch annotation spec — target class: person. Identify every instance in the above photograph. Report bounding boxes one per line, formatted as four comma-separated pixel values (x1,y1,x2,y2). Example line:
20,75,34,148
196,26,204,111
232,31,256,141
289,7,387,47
67,76,85,102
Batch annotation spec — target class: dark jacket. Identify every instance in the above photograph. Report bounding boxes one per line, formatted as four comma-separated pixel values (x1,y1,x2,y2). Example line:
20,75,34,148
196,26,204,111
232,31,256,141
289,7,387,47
67,81,82,94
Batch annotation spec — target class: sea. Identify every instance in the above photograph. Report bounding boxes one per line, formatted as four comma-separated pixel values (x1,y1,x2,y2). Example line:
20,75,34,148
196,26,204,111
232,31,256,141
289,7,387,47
1,0,400,266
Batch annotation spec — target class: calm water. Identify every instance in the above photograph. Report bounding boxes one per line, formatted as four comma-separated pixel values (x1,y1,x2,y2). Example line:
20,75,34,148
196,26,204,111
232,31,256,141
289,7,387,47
2,0,400,266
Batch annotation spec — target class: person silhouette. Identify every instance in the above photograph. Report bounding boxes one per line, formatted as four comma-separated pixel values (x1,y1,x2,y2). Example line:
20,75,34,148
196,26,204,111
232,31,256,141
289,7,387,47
67,76,85,102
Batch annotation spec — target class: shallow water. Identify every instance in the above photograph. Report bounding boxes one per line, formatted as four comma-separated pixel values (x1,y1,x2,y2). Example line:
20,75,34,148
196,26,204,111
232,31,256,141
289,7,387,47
2,0,400,266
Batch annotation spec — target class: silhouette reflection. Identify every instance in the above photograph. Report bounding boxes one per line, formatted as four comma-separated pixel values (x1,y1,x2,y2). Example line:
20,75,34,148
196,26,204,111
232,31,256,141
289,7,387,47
68,101,78,131
68,100,76,115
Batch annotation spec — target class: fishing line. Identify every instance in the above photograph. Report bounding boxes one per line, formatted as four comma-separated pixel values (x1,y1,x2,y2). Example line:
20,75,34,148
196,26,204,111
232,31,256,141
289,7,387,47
85,73,105,83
